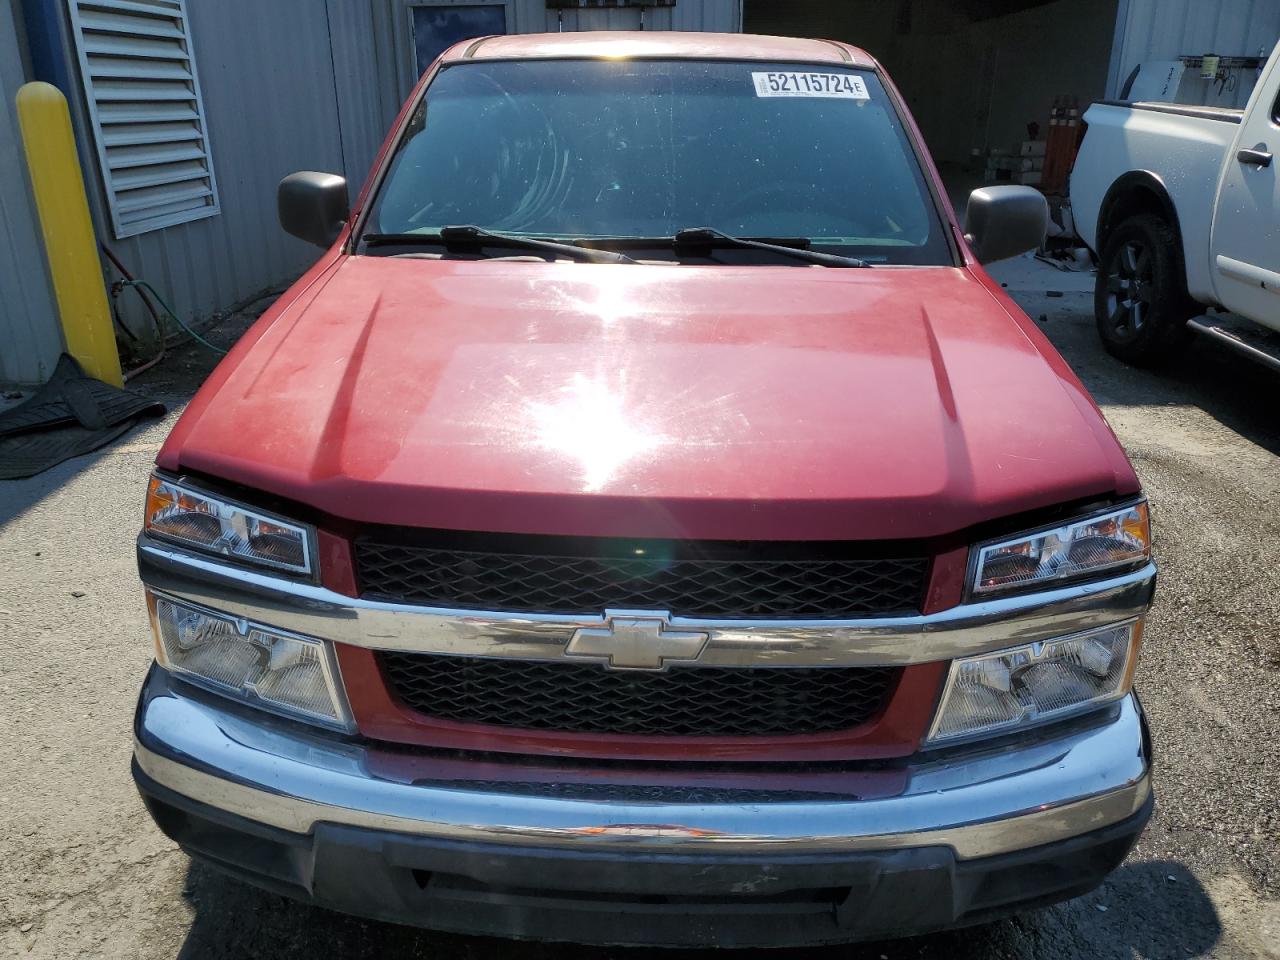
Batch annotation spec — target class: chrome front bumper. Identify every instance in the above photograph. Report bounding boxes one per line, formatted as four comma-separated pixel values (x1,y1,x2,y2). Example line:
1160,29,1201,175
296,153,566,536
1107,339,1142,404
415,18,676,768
134,670,1150,861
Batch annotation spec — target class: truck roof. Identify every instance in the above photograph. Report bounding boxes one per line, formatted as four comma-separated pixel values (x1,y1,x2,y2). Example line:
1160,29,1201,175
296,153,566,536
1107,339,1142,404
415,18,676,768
442,31,876,69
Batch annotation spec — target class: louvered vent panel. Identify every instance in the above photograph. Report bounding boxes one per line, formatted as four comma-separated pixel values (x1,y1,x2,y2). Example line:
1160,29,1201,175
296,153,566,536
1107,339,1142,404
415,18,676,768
67,0,220,237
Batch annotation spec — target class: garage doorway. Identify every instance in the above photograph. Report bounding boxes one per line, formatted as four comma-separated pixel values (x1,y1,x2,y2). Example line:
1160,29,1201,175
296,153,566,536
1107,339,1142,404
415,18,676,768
743,0,1120,203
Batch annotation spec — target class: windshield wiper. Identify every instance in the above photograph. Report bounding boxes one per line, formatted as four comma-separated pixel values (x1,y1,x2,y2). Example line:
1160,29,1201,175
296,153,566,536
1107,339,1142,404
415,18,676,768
363,226,637,264
672,227,870,268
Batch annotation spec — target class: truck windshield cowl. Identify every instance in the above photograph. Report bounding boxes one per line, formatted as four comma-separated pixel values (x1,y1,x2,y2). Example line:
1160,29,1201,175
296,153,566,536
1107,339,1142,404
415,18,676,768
364,58,951,266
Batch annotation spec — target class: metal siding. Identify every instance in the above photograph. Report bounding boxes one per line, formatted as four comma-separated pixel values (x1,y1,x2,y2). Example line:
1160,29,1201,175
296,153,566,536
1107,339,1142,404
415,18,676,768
1111,0,1280,105
0,0,62,386
671,0,741,32
367,0,413,131
556,7,642,30
645,6,675,29
326,0,385,196
78,0,348,339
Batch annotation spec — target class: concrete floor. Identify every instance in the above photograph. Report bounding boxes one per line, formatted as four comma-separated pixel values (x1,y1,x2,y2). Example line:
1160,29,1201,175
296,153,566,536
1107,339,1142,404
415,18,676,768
1,257,1278,959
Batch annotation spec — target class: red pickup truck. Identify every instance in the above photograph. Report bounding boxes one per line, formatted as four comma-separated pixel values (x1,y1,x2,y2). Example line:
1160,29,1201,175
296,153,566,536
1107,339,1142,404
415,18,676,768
132,33,1155,947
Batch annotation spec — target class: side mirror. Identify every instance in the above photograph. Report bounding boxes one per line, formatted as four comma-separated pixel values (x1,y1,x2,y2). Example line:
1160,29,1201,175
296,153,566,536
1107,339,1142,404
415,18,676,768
963,185,1048,264
279,172,349,248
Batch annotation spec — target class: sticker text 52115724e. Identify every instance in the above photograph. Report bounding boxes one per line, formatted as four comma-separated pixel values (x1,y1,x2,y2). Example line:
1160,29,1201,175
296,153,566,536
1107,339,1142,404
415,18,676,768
752,71,870,100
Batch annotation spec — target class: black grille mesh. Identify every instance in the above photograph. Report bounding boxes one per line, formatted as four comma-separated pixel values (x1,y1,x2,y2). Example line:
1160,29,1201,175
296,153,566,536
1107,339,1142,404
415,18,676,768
380,654,897,737
355,540,926,618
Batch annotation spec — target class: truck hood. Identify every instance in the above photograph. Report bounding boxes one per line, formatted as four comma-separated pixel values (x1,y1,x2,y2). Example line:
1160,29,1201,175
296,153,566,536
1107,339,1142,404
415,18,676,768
162,257,1136,541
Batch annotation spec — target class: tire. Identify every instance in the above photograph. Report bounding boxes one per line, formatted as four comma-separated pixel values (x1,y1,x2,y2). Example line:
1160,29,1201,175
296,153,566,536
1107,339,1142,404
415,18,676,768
1094,213,1195,365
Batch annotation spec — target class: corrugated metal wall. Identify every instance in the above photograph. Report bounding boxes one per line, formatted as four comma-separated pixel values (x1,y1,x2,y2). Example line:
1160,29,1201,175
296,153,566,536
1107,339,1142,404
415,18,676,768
0,0,61,386
545,2,741,31
671,0,741,32
35,0,741,347
1109,0,1280,106
549,4,647,30
68,0,349,338
326,0,387,196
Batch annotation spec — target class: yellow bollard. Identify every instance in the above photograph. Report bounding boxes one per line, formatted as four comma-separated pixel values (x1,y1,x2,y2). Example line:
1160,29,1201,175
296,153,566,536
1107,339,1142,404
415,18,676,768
16,82,122,387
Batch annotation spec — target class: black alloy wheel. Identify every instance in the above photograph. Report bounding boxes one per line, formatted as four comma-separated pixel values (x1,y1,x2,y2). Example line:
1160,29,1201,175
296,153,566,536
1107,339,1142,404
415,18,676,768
1094,213,1195,365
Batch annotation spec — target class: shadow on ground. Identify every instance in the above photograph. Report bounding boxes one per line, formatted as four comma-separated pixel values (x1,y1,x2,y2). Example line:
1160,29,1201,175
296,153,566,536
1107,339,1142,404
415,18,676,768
0,444,117,528
986,255,1280,460
173,858,1219,960
1069,330,1280,458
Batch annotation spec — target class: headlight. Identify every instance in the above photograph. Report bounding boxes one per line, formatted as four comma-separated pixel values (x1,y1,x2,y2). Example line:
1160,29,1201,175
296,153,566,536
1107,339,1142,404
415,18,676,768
971,501,1149,597
145,474,313,575
148,591,353,731
927,620,1142,744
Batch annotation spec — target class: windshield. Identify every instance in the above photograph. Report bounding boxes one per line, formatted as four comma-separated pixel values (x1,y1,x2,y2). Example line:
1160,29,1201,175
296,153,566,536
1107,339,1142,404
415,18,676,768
366,59,952,265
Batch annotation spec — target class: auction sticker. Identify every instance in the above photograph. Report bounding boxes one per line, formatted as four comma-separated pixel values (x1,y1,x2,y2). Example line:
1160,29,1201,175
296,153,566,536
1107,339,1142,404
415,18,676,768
752,71,869,99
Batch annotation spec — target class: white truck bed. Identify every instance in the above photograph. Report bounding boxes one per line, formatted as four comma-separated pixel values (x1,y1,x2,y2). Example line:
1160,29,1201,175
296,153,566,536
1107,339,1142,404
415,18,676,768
1071,101,1242,304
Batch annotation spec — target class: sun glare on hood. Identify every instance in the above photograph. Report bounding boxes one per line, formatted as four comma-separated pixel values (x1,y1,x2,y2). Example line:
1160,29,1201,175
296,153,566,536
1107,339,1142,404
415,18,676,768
527,372,669,492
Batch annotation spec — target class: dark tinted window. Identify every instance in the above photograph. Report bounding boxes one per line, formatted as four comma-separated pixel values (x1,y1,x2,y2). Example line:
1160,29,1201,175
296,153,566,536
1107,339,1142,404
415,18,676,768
368,59,951,265
411,6,507,76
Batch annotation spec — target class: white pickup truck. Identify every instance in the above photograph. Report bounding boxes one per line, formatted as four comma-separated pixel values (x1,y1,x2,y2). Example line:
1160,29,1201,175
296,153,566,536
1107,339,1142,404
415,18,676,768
1071,41,1279,367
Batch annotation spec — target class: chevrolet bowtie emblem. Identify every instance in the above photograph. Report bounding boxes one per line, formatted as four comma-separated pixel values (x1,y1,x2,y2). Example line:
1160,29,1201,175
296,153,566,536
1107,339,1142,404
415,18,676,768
565,612,710,671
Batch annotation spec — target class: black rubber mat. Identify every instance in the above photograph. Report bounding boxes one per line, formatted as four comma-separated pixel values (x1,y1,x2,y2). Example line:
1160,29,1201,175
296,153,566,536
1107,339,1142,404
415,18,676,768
0,354,166,480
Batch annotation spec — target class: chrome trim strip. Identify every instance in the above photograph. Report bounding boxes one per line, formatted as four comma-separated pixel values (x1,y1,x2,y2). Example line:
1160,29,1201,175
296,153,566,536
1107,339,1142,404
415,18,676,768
134,680,1151,860
138,537,1157,668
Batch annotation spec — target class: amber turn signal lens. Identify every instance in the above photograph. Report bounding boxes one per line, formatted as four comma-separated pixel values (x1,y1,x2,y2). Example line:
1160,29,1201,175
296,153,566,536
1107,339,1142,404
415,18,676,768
144,474,312,574
972,501,1150,596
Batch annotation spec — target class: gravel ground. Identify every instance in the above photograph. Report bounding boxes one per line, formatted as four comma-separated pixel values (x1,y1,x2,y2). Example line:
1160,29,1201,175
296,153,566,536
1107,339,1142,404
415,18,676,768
1,257,1278,960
